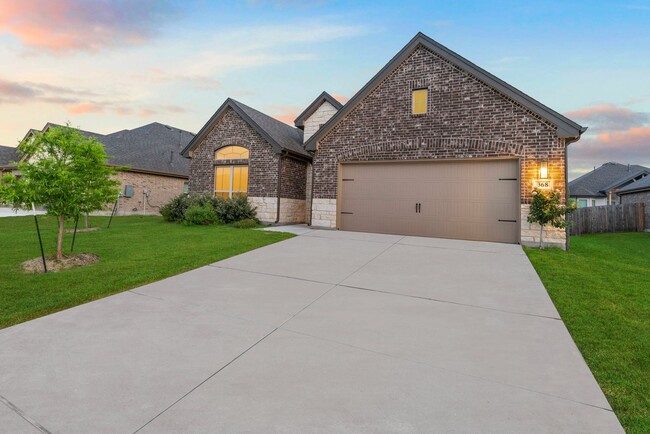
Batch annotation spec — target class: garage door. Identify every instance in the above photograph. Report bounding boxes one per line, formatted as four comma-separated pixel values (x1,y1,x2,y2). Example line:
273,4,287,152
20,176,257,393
339,159,520,243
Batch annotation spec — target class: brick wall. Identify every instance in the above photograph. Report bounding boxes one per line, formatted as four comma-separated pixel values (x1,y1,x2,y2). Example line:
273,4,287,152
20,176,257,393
188,107,279,197
114,171,186,216
281,156,308,200
313,45,566,204
303,101,339,142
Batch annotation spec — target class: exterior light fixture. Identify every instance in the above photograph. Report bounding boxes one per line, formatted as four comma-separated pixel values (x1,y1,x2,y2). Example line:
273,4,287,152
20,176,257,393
539,160,548,179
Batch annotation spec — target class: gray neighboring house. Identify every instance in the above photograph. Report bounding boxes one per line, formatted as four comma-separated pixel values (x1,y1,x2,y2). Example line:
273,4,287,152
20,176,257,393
1,122,195,215
618,175,650,202
568,162,650,207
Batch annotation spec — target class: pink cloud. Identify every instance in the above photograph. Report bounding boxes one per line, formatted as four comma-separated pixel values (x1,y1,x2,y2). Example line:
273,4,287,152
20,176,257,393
565,103,649,132
332,94,348,104
270,106,301,125
67,102,103,114
0,0,173,52
138,109,156,118
569,125,650,179
114,107,132,116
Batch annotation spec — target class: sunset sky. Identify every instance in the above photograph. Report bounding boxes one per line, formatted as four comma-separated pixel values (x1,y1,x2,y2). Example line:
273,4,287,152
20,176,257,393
1,0,649,179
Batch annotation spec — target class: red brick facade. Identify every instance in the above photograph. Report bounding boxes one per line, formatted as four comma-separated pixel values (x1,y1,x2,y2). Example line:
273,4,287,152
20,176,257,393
312,45,566,204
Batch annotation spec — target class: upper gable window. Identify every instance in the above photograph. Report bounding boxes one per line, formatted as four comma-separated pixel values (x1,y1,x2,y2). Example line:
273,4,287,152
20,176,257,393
215,145,249,160
412,88,428,114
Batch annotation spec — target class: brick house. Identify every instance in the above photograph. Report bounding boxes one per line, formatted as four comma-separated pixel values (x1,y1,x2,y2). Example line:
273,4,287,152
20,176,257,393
183,32,586,248
1,122,194,216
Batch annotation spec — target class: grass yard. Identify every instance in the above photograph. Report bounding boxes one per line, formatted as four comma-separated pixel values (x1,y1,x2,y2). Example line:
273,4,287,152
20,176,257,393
0,215,294,329
526,232,650,433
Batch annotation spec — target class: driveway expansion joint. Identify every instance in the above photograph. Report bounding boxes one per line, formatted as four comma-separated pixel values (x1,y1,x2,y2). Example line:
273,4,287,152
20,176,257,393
276,328,614,413
337,283,562,321
0,393,52,434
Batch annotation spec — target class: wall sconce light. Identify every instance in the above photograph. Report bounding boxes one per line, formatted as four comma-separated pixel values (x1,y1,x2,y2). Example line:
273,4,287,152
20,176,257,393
539,160,548,179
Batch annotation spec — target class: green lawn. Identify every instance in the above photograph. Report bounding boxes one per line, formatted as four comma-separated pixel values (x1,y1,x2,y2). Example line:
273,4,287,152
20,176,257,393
525,233,650,433
0,215,293,329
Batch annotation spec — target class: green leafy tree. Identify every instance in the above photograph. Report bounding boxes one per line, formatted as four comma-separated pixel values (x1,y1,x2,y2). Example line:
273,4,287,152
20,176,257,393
0,124,121,260
527,188,576,249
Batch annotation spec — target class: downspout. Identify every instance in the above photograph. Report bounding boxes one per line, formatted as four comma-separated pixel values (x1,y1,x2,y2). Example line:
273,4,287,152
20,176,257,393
275,153,283,224
308,154,315,226
565,135,581,251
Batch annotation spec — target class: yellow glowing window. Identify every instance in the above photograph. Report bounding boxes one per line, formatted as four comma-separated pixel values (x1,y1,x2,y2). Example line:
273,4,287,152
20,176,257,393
215,146,249,160
412,88,427,114
215,165,248,198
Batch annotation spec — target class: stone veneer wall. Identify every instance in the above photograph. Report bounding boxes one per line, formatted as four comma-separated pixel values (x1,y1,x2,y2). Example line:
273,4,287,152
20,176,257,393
114,171,186,216
249,197,306,224
303,101,340,142
311,45,568,246
520,204,566,248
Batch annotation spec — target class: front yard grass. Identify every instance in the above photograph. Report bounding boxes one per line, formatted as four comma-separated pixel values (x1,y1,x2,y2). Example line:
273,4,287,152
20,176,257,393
525,232,649,433
0,215,293,329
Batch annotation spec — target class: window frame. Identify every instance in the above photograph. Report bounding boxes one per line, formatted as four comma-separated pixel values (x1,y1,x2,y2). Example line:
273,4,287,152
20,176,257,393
412,88,428,115
215,165,248,198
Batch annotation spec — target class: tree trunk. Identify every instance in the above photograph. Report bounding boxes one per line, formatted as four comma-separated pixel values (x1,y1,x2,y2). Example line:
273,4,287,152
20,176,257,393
57,215,65,261
84,213,89,229
539,223,544,249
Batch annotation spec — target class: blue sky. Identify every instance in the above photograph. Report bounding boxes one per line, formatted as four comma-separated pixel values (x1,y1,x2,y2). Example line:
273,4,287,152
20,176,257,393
1,0,649,179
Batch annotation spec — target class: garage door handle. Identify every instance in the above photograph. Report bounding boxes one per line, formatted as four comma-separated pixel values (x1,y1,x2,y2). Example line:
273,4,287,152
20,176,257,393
415,203,421,213
498,219,517,222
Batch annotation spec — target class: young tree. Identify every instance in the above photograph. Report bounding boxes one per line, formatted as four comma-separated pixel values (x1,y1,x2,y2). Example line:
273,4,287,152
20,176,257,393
0,124,120,260
527,188,576,249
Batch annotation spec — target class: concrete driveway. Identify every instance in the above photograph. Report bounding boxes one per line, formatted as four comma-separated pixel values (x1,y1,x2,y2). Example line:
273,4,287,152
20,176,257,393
0,228,623,433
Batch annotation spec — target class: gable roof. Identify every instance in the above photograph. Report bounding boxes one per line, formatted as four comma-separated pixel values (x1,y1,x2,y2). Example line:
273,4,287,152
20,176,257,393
181,98,310,160
568,162,650,197
31,122,193,177
293,91,343,129
617,175,650,194
0,145,20,168
305,32,586,151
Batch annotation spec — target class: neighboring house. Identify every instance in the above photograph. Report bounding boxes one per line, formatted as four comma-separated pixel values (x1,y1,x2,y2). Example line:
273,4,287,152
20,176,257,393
568,162,649,207
618,175,650,203
2,122,194,216
183,32,587,248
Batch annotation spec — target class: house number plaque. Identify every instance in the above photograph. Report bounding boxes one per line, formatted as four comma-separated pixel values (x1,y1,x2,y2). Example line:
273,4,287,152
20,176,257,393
533,179,553,190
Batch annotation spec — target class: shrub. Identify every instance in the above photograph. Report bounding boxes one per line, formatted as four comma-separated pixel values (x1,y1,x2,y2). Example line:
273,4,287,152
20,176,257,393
232,218,259,229
161,193,257,224
183,204,219,226
215,195,257,223
161,193,219,223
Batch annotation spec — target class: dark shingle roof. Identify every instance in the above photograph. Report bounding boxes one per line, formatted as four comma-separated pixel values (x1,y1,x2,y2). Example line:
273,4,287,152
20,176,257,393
568,162,650,197
102,123,193,176
231,100,307,157
293,91,343,129
38,122,193,177
617,174,650,194
182,98,310,159
0,145,20,168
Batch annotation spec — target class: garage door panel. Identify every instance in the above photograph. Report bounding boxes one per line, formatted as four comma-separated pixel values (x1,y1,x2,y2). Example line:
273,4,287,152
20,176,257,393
340,160,519,243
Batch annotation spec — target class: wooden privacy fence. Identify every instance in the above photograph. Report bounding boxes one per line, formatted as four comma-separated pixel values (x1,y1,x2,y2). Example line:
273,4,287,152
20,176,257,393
568,202,646,235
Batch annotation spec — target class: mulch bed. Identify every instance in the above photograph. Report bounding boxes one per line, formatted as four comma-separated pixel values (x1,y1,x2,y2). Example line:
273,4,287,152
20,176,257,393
22,253,100,274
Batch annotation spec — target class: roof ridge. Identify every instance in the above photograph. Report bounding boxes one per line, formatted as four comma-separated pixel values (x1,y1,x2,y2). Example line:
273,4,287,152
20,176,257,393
294,91,344,128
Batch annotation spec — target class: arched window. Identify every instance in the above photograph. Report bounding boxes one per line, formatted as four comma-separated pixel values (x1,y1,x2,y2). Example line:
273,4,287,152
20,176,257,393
214,146,249,198
215,146,249,160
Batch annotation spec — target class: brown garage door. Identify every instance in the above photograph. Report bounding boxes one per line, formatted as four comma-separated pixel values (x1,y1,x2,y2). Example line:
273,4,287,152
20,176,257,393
339,159,520,243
